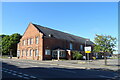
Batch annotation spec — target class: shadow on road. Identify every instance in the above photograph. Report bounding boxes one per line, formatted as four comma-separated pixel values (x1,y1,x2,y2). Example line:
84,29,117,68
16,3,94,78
2,62,119,80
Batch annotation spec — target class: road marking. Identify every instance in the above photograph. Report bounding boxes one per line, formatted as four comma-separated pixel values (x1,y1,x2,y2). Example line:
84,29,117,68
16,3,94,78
3,70,7,72
12,73,17,75
3,67,37,79
8,72,12,74
99,75,113,78
51,68,76,73
13,71,17,73
18,72,23,74
23,76,30,79
23,74,29,76
59,65,86,69
30,76,37,78
17,75,23,78
9,70,13,71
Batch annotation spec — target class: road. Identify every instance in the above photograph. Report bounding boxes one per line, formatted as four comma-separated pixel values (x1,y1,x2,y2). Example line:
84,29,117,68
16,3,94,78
1,59,120,80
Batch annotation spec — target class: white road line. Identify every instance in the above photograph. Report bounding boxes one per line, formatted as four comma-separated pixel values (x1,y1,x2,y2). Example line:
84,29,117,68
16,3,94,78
51,68,76,73
99,75,113,78
23,76,30,79
30,76,37,78
17,75,23,78
3,70,7,72
23,74,29,76
13,71,17,73
7,72,12,74
12,73,17,75
18,72,23,74
9,70,13,71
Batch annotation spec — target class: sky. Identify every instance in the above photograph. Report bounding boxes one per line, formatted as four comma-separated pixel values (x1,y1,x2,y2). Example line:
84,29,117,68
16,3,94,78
2,2,118,42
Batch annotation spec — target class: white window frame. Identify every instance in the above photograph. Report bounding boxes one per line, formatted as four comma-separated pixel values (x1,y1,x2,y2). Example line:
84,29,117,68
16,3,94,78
70,43,73,50
28,39,30,45
31,38,33,44
35,49,39,56
36,36,39,44
26,50,28,56
30,49,32,56
80,45,83,51
17,50,20,57
45,49,51,55
22,50,24,56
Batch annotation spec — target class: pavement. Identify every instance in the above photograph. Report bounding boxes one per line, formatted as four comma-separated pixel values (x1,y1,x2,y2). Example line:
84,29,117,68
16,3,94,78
1,58,120,80
9,58,119,71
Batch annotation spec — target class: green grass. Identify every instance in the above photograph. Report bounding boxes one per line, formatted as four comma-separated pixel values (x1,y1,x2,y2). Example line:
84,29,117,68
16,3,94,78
1,56,9,59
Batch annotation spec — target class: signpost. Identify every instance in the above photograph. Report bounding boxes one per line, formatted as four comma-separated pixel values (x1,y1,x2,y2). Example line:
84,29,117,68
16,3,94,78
85,46,91,62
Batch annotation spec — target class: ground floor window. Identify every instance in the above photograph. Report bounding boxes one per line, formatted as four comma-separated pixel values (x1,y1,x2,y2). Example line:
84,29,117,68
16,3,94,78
17,50,20,57
45,49,51,55
26,50,28,56
52,50,66,58
30,49,32,56
35,49,39,56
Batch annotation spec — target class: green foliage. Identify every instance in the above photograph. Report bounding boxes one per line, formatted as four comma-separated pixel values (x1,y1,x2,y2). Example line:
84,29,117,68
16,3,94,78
1,33,22,56
72,51,83,60
93,34,116,54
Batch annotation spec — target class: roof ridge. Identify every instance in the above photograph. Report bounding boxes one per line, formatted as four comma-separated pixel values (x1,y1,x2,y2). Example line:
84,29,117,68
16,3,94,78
32,23,89,40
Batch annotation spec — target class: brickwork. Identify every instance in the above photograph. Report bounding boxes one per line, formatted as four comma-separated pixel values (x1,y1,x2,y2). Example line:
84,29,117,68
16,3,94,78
17,23,94,60
17,23,43,60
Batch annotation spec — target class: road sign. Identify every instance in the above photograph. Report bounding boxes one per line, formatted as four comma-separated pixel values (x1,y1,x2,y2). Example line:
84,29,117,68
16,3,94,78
85,46,91,53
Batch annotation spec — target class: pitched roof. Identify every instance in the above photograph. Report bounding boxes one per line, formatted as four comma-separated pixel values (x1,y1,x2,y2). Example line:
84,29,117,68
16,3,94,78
33,23,94,45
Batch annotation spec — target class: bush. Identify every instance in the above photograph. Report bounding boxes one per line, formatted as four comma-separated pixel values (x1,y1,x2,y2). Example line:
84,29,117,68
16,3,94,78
72,51,83,60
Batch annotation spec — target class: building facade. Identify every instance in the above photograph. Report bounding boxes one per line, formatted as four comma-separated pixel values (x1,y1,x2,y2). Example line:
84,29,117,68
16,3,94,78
17,23,94,60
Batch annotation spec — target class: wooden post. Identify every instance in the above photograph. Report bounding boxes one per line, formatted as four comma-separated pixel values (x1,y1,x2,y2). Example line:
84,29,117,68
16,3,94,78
104,52,107,65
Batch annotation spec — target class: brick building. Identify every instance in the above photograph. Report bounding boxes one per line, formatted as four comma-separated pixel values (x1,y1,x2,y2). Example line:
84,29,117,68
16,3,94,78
17,23,94,60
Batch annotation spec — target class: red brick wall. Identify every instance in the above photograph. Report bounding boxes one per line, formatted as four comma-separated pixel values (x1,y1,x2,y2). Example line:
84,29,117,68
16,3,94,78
17,23,43,60
43,37,86,60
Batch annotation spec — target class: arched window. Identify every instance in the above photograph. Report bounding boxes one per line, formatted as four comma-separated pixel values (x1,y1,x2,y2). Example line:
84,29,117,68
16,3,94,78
30,49,33,56
35,49,39,56
26,50,28,56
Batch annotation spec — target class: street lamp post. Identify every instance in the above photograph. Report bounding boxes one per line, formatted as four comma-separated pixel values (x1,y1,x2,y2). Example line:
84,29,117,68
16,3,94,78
85,39,90,62
57,49,60,61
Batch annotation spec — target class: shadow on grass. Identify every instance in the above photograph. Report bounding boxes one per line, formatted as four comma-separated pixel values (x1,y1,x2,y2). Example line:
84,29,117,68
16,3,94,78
1,61,119,80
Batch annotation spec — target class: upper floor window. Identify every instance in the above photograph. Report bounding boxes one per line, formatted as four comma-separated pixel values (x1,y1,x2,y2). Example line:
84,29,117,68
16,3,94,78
28,39,30,45
45,49,51,55
30,38,33,44
36,36,39,44
80,45,83,51
70,43,73,50
22,40,26,46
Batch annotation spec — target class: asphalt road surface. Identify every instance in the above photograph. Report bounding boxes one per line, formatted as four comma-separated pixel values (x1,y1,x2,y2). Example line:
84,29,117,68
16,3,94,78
1,59,120,80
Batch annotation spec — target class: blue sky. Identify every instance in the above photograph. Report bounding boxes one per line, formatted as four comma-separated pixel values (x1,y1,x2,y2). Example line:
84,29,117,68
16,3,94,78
2,2,118,42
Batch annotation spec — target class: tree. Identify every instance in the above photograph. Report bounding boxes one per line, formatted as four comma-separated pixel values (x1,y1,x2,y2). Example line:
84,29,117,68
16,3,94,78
1,33,22,57
72,51,83,60
93,34,116,65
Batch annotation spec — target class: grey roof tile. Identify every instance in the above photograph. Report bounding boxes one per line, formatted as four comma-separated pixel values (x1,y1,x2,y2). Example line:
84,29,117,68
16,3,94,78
33,23,94,45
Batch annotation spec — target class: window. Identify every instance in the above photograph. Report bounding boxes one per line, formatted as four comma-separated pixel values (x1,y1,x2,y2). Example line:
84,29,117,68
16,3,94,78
28,39,30,45
36,36,39,44
22,50,24,56
22,40,26,45
70,43,73,50
35,49,39,56
60,51,66,57
45,49,51,55
17,50,20,57
31,38,33,44
26,50,28,56
80,45,83,51
30,49,32,56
